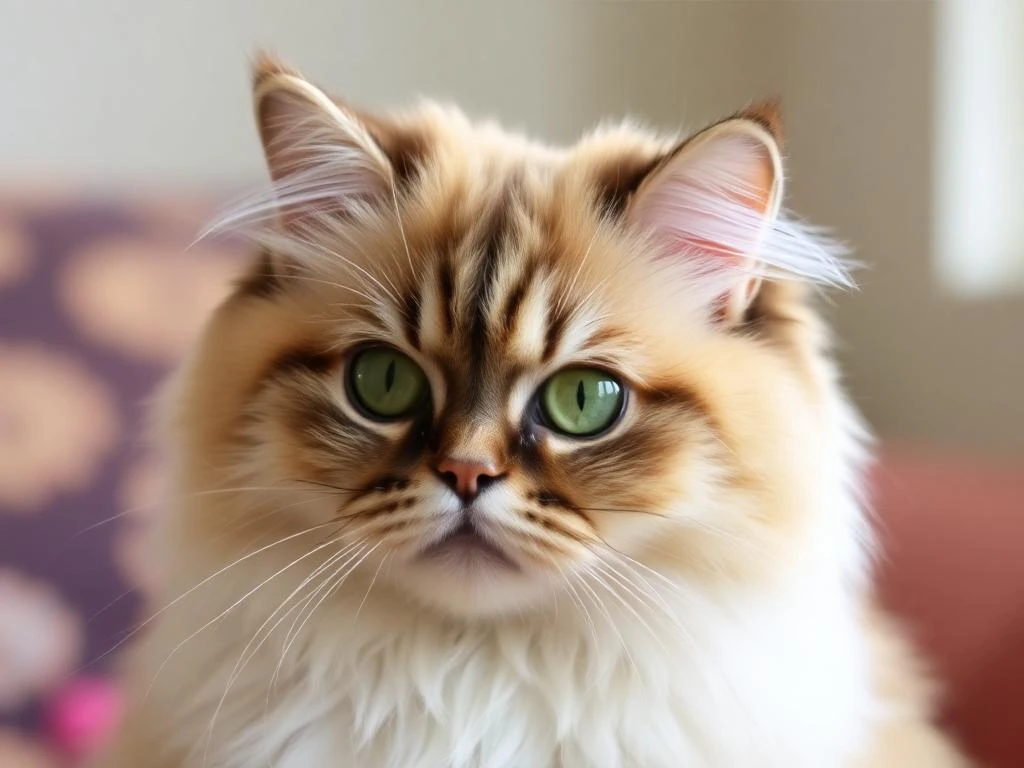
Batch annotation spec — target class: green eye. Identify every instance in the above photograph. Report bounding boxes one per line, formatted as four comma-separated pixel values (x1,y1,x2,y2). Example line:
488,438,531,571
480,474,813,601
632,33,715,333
540,367,624,437
348,347,428,419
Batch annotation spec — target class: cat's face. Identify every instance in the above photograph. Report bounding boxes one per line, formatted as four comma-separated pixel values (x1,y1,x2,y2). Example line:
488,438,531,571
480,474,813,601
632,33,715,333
172,59,849,618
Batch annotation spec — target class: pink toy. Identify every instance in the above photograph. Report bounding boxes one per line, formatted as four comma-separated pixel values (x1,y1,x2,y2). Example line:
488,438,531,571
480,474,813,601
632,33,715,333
42,676,122,763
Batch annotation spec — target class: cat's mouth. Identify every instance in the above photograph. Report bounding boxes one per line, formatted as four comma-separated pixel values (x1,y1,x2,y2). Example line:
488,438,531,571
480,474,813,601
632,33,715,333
420,520,519,571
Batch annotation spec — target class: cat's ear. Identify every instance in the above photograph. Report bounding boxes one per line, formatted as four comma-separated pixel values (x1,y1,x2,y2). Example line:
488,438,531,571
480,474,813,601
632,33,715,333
252,53,392,228
627,104,784,324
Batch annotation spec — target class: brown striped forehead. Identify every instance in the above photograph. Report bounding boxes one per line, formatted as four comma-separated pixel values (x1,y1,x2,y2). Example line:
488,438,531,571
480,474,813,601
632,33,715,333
395,166,607,393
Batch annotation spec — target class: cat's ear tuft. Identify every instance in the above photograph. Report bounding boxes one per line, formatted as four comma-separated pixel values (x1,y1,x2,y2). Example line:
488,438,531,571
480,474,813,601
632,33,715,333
733,98,784,148
252,58,392,227
251,50,302,89
628,114,784,324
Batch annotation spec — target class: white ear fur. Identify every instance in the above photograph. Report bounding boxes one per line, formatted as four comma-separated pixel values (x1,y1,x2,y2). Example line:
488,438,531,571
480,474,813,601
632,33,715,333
628,119,784,323
248,71,392,229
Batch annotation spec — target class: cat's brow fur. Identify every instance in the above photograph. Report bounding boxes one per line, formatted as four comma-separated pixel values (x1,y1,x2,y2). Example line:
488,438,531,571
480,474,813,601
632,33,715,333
96,57,970,768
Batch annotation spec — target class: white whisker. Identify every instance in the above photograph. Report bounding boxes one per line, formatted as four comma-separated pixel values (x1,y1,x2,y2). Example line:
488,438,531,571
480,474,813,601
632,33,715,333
203,540,371,765
574,570,639,680
89,522,338,668
142,536,341,701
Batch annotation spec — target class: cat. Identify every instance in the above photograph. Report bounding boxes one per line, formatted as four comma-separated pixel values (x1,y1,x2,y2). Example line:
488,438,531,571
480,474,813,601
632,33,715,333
95,54,971,768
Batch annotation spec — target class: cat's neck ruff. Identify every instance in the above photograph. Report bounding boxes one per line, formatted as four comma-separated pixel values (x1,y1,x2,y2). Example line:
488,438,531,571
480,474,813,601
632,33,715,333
160,523,874,768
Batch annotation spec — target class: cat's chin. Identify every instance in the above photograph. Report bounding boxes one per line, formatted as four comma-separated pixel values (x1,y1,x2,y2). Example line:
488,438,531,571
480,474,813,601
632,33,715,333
391,546,559,619
420,521,521,571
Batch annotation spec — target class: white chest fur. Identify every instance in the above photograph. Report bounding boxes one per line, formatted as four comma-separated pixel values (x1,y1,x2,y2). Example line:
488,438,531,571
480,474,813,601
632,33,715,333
167,557,874,768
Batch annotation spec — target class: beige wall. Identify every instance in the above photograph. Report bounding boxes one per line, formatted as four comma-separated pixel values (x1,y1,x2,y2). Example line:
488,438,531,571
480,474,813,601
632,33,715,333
769,2,1024,457
3,1,1021,455
0,1,777,182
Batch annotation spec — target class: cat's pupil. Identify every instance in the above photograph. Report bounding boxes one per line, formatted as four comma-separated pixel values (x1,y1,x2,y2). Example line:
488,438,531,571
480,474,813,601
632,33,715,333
385,359,396,392
575,380,585,412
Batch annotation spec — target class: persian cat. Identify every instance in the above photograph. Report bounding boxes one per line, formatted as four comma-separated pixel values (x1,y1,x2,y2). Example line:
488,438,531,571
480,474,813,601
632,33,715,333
97,55,970,767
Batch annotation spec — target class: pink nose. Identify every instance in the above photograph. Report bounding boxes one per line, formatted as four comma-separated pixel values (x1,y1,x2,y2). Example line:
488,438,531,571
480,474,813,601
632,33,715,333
435,457,504,502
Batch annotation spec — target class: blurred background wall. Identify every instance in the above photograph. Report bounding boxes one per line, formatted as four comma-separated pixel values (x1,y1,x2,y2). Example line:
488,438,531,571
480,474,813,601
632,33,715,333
1,2,1021,766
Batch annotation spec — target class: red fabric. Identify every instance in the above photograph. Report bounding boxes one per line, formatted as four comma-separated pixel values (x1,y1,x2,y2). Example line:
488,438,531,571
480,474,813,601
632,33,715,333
873,446,1024,767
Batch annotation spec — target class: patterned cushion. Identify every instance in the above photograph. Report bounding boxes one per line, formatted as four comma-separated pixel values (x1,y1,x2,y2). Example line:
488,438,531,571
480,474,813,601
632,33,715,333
0,189,244,764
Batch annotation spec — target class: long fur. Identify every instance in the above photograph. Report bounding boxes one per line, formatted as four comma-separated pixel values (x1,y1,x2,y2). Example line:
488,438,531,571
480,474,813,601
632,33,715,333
95,64,969,768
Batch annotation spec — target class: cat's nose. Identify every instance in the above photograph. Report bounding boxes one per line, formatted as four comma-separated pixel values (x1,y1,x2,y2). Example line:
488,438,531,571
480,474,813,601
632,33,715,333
434,457,505,503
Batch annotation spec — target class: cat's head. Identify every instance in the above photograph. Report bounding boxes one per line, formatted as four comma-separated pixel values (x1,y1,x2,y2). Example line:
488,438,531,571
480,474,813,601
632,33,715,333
172,55,854,619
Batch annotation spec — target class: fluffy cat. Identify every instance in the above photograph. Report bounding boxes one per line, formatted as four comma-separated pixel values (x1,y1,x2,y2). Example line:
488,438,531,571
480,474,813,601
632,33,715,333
96,55,970,768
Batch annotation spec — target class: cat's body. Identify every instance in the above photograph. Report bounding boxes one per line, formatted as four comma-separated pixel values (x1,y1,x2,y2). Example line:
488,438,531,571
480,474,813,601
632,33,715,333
97,57,969,768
